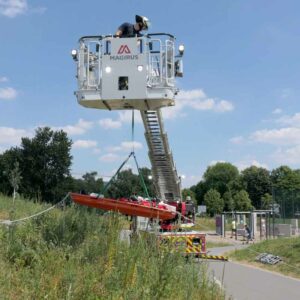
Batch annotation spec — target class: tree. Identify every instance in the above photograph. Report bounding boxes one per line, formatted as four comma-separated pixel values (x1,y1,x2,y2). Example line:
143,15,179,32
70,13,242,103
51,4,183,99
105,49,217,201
204,189,224,216
9,161,22,203
107,169,146,199
222,190,234,211
271,166,300,190
20,127,72,202
261,193,272,209
191,181,208,205
233,190,252,211
182,188,196,204
67,172,104,195
0,147,22,195
203,162,239,196
241,166,271,209
139,167,156,198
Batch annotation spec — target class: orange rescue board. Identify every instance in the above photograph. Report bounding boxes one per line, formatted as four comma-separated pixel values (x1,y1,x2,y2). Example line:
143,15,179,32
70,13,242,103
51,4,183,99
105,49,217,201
70,193,177,220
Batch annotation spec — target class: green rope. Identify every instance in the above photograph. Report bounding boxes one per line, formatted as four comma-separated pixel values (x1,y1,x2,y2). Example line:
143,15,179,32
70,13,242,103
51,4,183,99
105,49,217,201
99,152,134,197
133,152,150,199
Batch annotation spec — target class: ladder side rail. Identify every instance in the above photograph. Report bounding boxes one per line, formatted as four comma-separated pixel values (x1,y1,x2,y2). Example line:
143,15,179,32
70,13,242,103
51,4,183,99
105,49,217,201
155,110,181,199
141,110,182,201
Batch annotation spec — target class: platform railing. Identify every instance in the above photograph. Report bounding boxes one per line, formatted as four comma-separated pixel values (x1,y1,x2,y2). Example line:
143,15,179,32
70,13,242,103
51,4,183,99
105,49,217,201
76,34,176,92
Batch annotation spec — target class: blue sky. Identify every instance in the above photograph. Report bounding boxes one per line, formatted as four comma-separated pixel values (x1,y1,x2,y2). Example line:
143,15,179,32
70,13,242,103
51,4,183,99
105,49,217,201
1,0,300,187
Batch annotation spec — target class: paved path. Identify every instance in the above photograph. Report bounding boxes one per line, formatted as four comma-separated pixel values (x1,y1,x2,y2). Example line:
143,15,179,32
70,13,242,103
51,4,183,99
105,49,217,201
206,246,300,300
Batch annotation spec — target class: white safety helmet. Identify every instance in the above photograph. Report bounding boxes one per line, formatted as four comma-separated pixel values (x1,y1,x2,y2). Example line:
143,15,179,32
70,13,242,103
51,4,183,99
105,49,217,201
186,196,192,202
135,15,150,30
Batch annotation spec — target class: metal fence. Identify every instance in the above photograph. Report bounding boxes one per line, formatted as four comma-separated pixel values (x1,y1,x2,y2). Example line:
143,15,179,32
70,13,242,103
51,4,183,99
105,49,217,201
272,188,300,222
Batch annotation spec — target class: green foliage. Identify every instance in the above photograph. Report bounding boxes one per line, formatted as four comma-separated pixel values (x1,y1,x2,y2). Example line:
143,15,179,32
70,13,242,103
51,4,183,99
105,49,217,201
233,190,252,211
222,190,234,211
271,166,300,190
193,217,216,231
241,166,271,209
182,188,196,203
191,181,208,205
107,168,155,199
204,189,224,216
203,162,239,197
69,171,104,194
40,207,89,248
21,127,72,202
0,147,22,195
9,161,22,202
0,195,224,299
261,193,272,209
0,127,72,203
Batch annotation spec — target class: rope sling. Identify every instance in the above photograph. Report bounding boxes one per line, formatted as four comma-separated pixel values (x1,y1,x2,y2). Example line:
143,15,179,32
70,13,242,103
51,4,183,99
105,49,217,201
99,110,150,199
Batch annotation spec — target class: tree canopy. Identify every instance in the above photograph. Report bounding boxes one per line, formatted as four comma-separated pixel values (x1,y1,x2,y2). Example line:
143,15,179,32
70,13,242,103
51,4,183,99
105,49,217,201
0,127,72,202
204,189,224,216
241,166,271,209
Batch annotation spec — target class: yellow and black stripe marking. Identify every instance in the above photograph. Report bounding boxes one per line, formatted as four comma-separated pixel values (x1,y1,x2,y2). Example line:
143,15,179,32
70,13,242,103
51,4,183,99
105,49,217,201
197,254,228,261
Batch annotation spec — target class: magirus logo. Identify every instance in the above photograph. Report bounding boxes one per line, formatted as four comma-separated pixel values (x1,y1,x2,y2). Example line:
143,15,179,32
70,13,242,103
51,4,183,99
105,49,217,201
110,44,138,61
117,45,131,54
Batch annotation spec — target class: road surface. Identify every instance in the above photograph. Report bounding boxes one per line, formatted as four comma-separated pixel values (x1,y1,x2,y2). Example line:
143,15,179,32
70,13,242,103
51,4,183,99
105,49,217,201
206,246,300,300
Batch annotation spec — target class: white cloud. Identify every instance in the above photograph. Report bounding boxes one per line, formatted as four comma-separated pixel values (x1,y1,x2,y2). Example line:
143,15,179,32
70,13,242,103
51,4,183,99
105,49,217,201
230,136,245,144
214,100,234,112
0,0,46,18
272,146,300,165
99,153,120,162
177,89,234,112
0,126,32,145
277,112,300,128
0,76,8,82
120,141,143,150
235,160,269,171
98,118,122,129
106,141,143,152
0,87,17,99
251,127,300,145
100,89,233,124
272,108,282,115
181,174,203,188
92,148,101,154
209,160,226,166
0,0,28,17
54,119,94,136
73,139,98,149
161,89,234,120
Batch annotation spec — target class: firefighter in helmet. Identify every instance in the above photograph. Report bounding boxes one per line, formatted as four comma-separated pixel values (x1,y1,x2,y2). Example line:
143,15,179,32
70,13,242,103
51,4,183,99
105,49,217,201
115,15,150,38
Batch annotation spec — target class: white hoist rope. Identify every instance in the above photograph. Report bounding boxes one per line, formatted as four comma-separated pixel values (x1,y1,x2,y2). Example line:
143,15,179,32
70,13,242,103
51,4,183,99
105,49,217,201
0,193,70,226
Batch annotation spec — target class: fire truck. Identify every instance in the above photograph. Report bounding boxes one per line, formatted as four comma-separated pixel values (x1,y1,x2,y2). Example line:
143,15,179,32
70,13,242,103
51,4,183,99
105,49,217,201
70,32,205,256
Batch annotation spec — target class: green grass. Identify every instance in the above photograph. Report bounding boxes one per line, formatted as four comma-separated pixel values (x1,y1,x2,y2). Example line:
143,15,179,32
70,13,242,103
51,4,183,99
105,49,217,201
0,194,225,299
206,241,232,249
193,217,216,231
229,237,300,279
